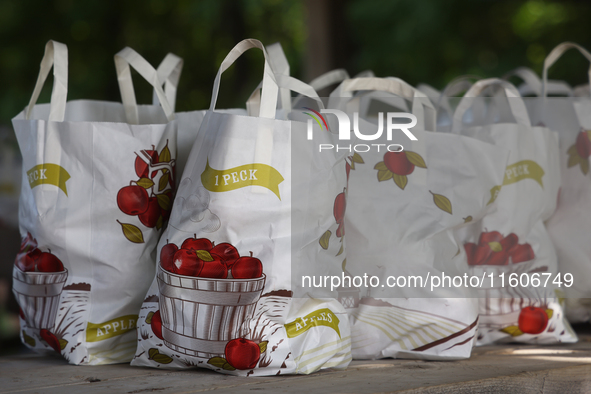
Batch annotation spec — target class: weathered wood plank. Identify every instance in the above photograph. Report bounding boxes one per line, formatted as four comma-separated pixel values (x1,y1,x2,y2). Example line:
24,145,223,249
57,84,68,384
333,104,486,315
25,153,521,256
1,335,590,393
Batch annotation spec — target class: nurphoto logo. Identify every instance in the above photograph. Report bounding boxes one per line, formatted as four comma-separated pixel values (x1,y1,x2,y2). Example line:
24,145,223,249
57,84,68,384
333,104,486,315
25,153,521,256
303,107,418,152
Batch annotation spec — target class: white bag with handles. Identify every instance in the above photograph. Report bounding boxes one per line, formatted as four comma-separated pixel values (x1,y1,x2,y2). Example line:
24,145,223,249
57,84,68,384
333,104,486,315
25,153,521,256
11,41,177,365
131,39,351,376
541,43,591,323
330,77,509,360
452,78,576,345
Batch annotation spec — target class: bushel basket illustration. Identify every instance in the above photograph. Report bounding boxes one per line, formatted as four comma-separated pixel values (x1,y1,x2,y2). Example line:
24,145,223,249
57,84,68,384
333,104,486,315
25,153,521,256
12,266,68,330
157,266,266,358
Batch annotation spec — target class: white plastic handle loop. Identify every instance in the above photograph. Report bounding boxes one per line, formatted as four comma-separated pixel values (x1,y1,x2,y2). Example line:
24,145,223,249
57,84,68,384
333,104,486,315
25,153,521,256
26,40,68,122
309,69,350,92
209,39,279,119
115,47,175,124
331,77,436,131
152,53,184,111
504,66,573,97
543,42,591,97
452,78,530,133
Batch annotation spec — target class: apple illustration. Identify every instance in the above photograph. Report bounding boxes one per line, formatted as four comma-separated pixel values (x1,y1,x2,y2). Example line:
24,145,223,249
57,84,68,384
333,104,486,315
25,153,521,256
210,243,240,264
172,249,203,276
518,306,549,334
181,236,213,252
478,231,503,245
500,233,519,253
383,151,414,175
198,256,228,279
135,148,159,179
40,329,61,353
139,197,161,228
225,338,260,370
333,189,346,225
151,310,163,340
36,252,64,272
16,248,42,271
160,241,178,272
231,255,263,279
486,250,509,265
117,185,149,216
576,130,591,158
346,162,351,180
509,243,535,264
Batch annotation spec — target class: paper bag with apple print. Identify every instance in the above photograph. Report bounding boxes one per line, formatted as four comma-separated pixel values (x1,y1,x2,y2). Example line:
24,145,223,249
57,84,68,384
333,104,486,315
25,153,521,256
11,41,179,364
131,39,351,376
325,77,509,360
452,78,576,345
529,43,591,324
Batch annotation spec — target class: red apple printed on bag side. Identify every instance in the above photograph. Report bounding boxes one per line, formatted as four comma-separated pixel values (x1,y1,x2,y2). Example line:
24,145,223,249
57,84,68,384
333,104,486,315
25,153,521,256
375,150,427,190
231,253,263,279
567,129,591,175
224,338,261,370
518,306,549,335
464,231,534,266
151,310,163,340
160,241,178,272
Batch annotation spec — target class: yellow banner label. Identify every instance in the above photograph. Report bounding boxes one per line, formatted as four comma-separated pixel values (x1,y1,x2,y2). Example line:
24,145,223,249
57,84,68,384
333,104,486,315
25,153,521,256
27,164,71,196
86,315,138,342
487,160,544,205
284,308,340,339
201,159,284,200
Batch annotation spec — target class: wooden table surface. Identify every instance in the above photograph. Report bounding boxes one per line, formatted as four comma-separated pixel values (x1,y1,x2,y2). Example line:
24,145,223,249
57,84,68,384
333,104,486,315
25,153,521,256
1,333,590,394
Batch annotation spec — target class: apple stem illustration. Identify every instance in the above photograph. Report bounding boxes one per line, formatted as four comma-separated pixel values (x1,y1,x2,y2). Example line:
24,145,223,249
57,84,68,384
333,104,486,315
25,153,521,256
250,251,253,257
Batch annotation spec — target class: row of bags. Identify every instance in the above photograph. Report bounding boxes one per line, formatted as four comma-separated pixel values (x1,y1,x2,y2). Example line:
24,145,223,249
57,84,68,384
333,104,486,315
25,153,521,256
11,39,591,375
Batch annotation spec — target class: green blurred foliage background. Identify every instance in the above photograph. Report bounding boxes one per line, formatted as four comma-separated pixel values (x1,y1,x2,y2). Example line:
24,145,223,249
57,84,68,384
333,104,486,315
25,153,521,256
0,0,591,125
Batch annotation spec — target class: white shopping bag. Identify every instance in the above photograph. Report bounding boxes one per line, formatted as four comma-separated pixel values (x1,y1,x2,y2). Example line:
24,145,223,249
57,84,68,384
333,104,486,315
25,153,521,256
452,79,576,345
541,43,591,323
331,77,509,360
12,41,177,364
132,39,351,376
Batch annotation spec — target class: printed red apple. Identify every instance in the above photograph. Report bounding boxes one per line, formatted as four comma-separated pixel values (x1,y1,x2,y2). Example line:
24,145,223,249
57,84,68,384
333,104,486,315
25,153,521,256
231,256,263,279
464,243,479,266
151,310,163,340
518,306,549,334
160,241,178,272
117,185,149,216
172,249,203,276
500,233,519,253
181,236,213,252
346,162,351,180
16,248,42,271
486,250,509,265
198,255,228,279
333,189,346,225
210,243,240,265
576,130,591,158
509,243,535,264
36,252,64,272
40,329,61,353
139,197,161,228
478,231,503,245
383,151,414,175
225,338,260,370
135,148,159,179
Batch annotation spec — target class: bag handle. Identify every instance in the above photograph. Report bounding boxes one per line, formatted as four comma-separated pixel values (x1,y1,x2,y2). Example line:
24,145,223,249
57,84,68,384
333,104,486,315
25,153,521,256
331,77,436,131
266,42,291,113
504,66,573,97
152,53,184,111
247,74,325,116
543,42,591,97
309,69,350,92
452,78,530,133
115,47,175,124
210,39,278,119
26,40,68,122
